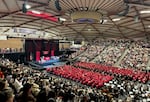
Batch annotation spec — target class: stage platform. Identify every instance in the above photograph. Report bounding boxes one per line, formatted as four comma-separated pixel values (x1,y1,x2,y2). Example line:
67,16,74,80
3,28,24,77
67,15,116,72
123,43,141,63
28,59,66,70
35,59,60,66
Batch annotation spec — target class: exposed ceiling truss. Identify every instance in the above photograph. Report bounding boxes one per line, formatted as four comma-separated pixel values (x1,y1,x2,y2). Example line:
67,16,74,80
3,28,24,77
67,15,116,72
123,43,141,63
0,0,149,41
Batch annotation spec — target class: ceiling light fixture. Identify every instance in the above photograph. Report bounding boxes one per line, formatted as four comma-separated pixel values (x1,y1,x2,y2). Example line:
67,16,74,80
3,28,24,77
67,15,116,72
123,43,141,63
100,19,107,23
112,18,121,21
59,17,66,21
31,10,41,14
88,29,91,31
140,10,150,14
25,4,31,9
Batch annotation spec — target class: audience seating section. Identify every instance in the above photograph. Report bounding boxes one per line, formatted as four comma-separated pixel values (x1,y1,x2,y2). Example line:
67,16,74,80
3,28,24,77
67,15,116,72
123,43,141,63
48,65,113,88
74,62,150,83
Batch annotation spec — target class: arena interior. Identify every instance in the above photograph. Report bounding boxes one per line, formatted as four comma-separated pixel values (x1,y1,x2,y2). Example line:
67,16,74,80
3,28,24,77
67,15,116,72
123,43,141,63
0,0,150,102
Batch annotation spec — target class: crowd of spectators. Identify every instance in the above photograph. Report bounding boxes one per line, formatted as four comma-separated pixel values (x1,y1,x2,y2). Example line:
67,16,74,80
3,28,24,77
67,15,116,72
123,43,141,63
74,62,150,83
93,40,131,66
0,39,149,102
0,58,117,102
0,48,23,53
0,58,150,102
103,77,150,101
77,45,102,62
0,58,18,68
120,41,150,70
77,40,112,62
48,65,113,88
69,40,150,70
69,46,87,59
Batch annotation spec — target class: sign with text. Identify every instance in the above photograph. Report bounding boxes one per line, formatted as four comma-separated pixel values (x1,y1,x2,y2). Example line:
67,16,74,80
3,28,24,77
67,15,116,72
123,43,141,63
13,28,37,34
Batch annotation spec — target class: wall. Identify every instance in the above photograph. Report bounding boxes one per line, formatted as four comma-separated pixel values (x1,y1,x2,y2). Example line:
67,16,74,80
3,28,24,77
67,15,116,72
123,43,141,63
0,38,23,49
0,38,25,63
59,42,71,50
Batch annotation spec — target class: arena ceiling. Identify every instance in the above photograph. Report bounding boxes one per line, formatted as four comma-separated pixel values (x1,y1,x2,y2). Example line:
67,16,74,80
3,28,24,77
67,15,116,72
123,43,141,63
0,0,150,41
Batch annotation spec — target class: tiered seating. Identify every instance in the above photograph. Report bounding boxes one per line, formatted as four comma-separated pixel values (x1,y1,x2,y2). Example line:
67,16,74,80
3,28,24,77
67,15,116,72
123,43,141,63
1,58,150,102
77,40,112,62
0,58,17,68
69,46,87,58
74,62,150,83
69,40,149,70
94,40,131,66
48,65,113,88
77,45,103,62
120,41,149,70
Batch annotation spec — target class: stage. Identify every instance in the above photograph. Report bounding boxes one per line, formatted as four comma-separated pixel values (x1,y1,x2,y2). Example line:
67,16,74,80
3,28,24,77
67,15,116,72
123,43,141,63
28,56,66,70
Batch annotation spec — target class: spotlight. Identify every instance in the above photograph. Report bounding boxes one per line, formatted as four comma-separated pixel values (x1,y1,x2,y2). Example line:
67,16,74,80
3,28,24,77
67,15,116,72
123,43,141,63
25,4,31,9
112,18,121,21
59,17,66,21
100,19,104,24
22,3,27,13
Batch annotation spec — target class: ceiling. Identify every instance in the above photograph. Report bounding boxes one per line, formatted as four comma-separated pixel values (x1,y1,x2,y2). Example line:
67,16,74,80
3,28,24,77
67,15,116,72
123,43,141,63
0,0,150,41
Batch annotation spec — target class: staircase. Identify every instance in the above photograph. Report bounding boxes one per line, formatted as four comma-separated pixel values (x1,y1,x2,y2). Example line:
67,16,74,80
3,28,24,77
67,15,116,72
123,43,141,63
89,54,99,62
114,49,129,67
90,42,116,62
146,57,150,70
71,48,87,61
90,46,109,62
89,48,103,62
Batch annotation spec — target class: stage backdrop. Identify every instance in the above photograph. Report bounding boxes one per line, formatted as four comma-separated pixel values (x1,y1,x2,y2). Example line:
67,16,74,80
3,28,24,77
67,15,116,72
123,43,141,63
25,39,59,61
